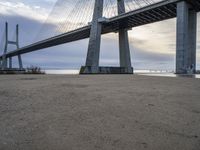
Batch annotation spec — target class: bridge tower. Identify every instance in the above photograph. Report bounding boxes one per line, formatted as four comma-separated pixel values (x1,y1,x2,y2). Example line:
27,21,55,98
117,0,133,73
80,0,133,74
176,1,197,74
0,22,23,70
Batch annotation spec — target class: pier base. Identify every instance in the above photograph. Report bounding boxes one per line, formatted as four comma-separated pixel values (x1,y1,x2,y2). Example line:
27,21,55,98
80,66,133,74
0,68,26,74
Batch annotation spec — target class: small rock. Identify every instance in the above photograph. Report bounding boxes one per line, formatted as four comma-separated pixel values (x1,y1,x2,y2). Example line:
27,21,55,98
147,104,154,106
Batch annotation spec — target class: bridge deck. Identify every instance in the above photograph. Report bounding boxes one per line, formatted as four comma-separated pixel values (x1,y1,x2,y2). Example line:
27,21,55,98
1,0,200,59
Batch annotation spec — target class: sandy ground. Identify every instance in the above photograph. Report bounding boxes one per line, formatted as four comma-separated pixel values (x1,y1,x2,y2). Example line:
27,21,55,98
0,75,200,150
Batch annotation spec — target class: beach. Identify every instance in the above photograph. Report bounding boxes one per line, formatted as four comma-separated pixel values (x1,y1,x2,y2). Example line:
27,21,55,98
0,75,200,150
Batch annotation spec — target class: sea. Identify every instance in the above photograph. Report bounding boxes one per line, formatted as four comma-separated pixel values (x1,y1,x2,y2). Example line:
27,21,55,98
43,69,200,78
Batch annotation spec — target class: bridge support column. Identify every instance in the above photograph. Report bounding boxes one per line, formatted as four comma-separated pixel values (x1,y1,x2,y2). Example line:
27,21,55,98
2,56,8,70
16,24,23,70
118,0,133,74
80,0,133,74
176,1,197,74
1,22,24,71
9,57,12,69
1,22,8,70
18,55,23,70
0,59,1,68
80,0,103,74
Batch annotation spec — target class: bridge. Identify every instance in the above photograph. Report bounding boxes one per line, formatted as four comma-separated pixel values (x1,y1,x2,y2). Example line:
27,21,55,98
0,0,199,74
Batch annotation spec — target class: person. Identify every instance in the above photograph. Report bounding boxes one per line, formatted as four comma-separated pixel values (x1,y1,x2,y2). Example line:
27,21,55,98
191,64,195,73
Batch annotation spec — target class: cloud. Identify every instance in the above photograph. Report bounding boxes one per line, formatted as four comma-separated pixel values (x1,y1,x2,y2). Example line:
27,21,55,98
0,1,49,22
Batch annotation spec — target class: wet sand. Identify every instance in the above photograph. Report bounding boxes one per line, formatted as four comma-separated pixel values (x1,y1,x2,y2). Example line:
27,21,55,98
0,75,200,150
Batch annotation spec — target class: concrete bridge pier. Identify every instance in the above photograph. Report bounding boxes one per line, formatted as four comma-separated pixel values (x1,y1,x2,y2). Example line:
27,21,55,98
80,0,103,74
1,23,23,71
1,56,7,70
9,57,12,69
176,1,197,74
16,24,23,70
1,22,8,70
80,0,133,74
0,58,3,69
18,55,23,70
118,0,133,74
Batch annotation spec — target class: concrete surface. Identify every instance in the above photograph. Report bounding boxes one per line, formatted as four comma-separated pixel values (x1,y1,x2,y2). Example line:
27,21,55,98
176,1,197,74
118,0,132,70
84,0,103,73
0,75,200,150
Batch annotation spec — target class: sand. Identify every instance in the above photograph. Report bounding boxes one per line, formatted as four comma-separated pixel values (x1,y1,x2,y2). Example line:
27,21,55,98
0,75,200,150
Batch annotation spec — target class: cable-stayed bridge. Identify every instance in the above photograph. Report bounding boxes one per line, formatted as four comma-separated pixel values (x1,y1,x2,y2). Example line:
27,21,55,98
0,0,199,74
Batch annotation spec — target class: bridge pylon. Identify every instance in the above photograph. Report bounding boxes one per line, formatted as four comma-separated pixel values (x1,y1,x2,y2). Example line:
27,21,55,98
117,0,133,73
176,1,197,74
0,22,23,71
80,0,133,74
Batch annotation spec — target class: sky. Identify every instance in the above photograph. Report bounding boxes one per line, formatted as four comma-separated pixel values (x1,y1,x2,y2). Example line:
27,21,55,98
0,0,200,71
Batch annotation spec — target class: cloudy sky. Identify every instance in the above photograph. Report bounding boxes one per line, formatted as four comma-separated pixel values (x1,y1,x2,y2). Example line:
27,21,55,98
0,0,199,71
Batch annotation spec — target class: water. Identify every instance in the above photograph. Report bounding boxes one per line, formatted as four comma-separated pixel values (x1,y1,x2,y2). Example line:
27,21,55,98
138,73,200,78
135,70,200,78
43,69,200,78
44,69,79,75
